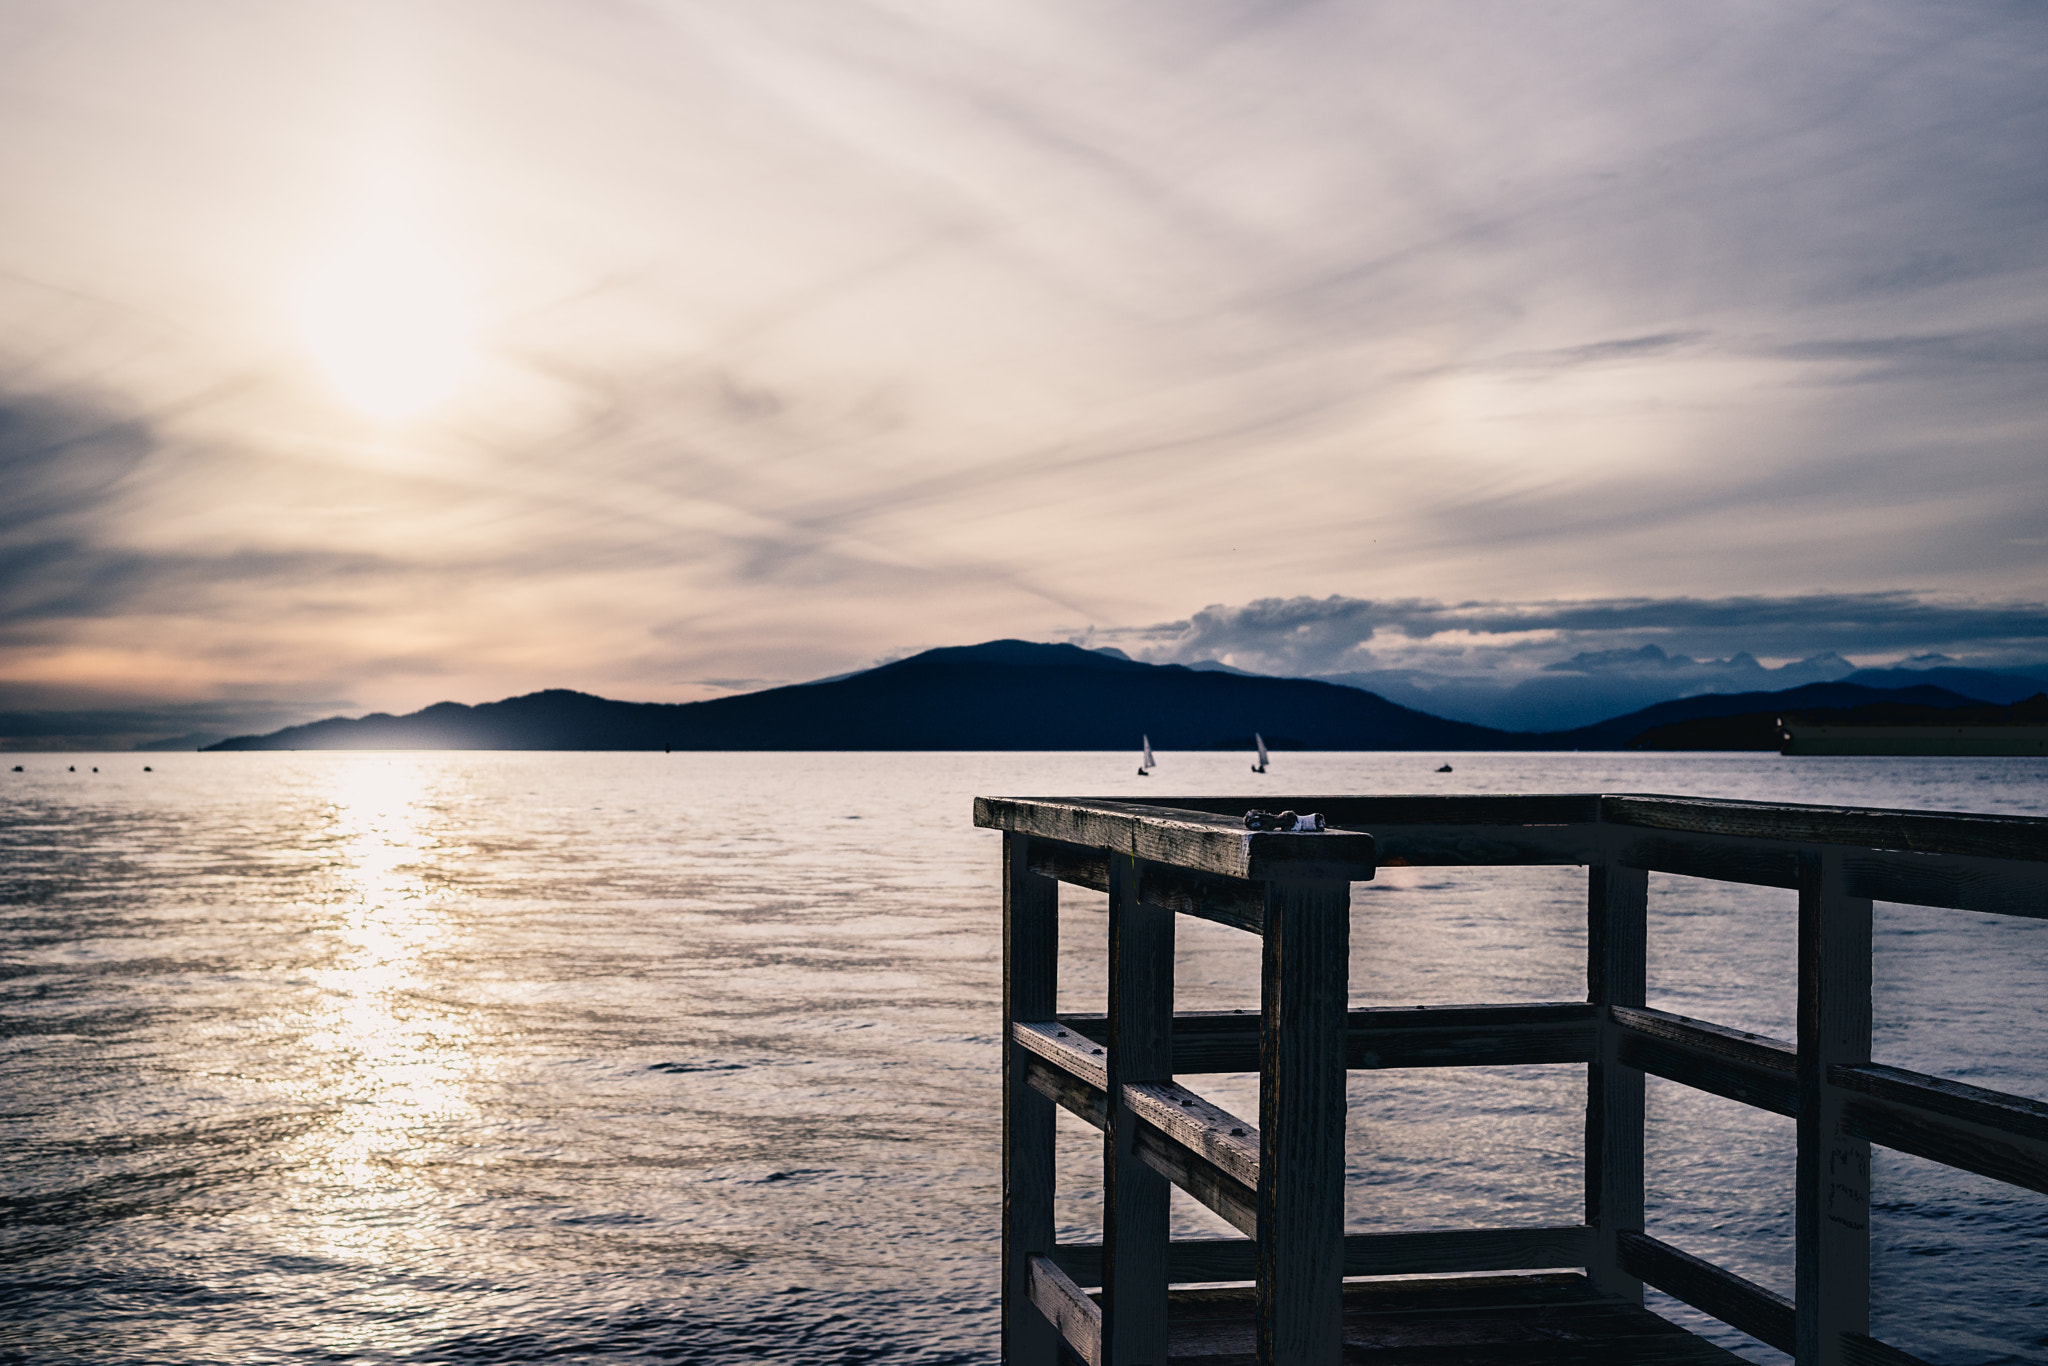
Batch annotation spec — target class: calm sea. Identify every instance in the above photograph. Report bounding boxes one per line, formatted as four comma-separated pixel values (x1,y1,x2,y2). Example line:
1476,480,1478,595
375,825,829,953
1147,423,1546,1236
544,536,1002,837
2,752,2045,1365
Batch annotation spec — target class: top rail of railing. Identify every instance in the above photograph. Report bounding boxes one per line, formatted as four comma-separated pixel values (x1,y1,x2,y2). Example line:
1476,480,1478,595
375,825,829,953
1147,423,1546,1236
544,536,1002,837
973,792,2048,921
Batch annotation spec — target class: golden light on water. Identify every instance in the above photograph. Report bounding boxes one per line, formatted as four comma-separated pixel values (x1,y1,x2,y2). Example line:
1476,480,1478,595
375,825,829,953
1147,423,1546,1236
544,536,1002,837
282,759,481,1310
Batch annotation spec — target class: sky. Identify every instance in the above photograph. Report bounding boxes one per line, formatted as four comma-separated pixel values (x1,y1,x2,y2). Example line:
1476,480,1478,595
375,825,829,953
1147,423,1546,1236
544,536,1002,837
3,0,2046,734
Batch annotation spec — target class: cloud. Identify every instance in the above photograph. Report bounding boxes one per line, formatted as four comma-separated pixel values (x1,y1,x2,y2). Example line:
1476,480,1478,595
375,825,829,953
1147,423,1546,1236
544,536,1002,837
1093,592,2048,678
0,3,2045,707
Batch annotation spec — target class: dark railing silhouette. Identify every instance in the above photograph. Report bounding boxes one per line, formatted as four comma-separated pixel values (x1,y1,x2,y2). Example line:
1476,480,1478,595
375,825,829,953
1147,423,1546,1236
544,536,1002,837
976,792,2048,1366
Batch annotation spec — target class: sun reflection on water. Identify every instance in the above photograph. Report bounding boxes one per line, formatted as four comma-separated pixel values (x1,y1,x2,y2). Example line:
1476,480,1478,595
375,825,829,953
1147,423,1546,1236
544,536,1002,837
276,759,484,1325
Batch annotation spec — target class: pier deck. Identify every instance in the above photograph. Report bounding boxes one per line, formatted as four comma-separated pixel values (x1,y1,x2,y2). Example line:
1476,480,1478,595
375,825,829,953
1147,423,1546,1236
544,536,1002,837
1153,1273,1745,1364
978,793,2048,1366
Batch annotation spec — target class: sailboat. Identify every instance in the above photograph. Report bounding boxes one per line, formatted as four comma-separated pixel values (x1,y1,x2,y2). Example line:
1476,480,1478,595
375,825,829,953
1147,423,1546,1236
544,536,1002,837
1252,733,1268,774
1138,735,1155,777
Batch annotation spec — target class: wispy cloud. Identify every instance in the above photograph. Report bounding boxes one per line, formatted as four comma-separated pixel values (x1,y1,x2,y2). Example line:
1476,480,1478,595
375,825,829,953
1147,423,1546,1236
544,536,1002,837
0,2,2043,706
1088,592,2048,678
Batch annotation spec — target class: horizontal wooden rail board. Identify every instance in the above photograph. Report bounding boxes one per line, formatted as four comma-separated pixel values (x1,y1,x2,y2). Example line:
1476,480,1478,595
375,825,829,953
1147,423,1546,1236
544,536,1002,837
1841,1331,1938,1366
1831,1061,2048,1195
1050,1225,1595,1287
975,796,1377,882
1012,1019,1107,1090
1025,1056,1108,1130
1615,832,2048,917
1600,794,2048,863
1055,1002,1598,1072
1611,1005,1798,1116
1122,1081,1262,1189
1020,1048,1262,1237
1617,1230,1795,1354
1141,794,1606,828
1025,1254,1101,1366
1024,836,1267,932
1134,1120,1258,1236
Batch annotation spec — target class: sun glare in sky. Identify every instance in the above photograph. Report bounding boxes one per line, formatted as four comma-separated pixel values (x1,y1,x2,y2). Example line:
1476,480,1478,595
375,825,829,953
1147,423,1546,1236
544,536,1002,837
295,187,478,422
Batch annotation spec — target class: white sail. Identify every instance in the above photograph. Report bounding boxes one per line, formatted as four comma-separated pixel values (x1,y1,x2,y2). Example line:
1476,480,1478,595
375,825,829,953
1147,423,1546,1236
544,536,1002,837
1255,732,1268,766
1141,735,1155,769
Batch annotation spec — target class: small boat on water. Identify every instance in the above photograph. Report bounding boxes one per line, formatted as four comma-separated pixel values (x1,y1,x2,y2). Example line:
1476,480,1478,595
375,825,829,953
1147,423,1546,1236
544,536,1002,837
1138,735,1155,776
1436,763,1454,773
1252,733,1268,774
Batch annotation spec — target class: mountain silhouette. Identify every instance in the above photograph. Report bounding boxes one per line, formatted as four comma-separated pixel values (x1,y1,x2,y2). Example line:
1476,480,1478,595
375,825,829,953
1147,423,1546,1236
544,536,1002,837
204,641,2000,752
205,641,1511,751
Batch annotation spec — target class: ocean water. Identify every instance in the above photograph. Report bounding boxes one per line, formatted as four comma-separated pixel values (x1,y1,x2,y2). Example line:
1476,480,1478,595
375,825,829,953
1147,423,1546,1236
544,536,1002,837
1,751,2044,1365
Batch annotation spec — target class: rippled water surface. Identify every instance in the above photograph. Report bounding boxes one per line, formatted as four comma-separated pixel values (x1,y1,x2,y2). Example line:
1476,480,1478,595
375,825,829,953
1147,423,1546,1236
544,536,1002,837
3,752,2045,1364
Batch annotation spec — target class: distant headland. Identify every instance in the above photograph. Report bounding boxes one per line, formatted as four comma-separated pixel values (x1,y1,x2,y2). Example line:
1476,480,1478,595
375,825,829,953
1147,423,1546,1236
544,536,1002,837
200,640,2044,752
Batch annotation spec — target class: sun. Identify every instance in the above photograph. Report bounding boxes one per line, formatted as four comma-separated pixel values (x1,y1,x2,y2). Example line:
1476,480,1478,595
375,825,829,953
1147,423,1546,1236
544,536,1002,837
295,197,478,422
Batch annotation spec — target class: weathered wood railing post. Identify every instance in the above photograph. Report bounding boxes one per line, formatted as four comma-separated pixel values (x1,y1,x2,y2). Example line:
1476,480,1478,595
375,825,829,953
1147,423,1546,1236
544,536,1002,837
1795,850,1872,1366
1586,858,1649,1300
1258,876,1351,1366
1003,832,1061,1366
1105,852,1173,1365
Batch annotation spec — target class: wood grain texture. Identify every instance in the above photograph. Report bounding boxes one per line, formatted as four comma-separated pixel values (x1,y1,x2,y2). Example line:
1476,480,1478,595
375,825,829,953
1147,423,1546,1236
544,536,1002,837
1025,1056,1108,1131
1832,1062,2048,1195
1140,1273,1750,1364
1617,1230,1795,1354
1840,1332,1938,1366
1796,850,1872,1366
1122,1081,1261,1189
1026,1254,1101,1366
1601,793,2048,862
1013,1019,1108,1090
974,797,1377,882
1132,1122,1259,1238
1057,1002,1596,1073
1050,1225,1594,1287
1025,837,1269,933
1022,1059,1262,1239
1004,834,1062,1366
1586,861,1648,1303
1258,877,1350,1365
1611,1005,1798,1117
1104,853,1171,1366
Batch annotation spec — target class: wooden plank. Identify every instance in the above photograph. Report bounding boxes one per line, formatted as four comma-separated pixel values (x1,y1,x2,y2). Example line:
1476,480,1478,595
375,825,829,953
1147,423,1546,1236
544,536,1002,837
1005,833,1062,1366
1026,1253,1102,1366
1610,1005,1798,1117
1023,1060,1260,1238
1601,793,2048,863
1841,850,2048,921
974,796,1378,882
1796,850,1872,1366
1340,1224,1594,1276
1014,1019,1108,1091
1002,795,2047,915
1586,861,1648,1302
1345,1001,1597,1069
1133,1120,1259,1238
1258,877,1351,1365
1841,1332,1938,1366
1103,852,1171,1365
1614,831,2048,918
1163,1273,1753,1363
1025,837,1270,933
1831,1062,2048,1195
1055,1001,1598,1074
1051,1225,1594,1287
1616,1230,1795,1354
1141,793,1605,828
1025,1055,1108,1130
1122,1081,1261,1190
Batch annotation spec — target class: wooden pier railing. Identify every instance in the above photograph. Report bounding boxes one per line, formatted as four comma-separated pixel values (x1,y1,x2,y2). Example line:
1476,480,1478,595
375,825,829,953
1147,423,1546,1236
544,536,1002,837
975,793,2048,1366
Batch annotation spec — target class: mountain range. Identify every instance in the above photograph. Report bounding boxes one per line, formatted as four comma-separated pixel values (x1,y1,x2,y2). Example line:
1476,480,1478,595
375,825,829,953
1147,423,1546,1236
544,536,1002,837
203,640,2042,753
